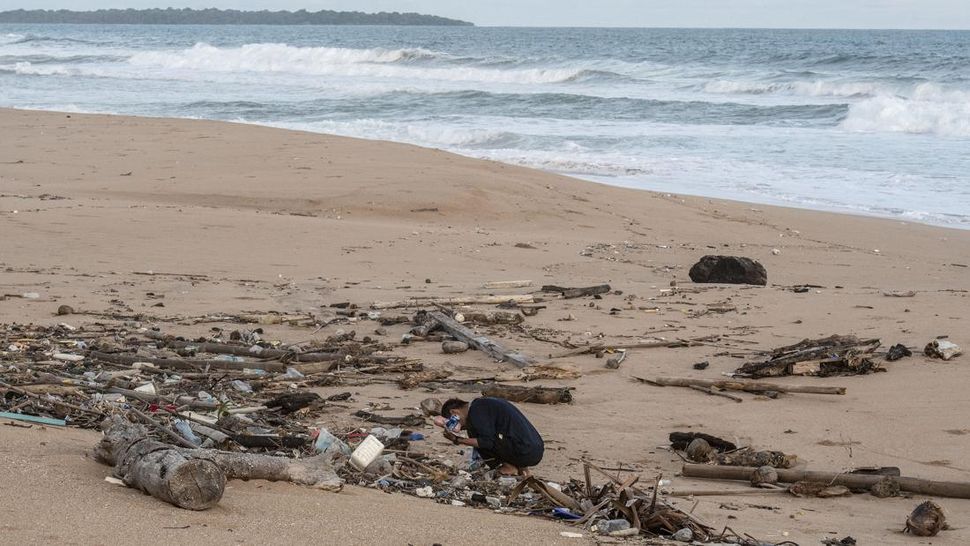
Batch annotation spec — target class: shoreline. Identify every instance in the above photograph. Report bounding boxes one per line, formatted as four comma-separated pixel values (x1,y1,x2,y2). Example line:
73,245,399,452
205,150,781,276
2,108,969,545
8,105,968,232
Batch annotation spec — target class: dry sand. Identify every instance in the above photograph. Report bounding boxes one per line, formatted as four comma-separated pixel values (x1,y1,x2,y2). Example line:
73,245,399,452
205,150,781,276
1,108,969,545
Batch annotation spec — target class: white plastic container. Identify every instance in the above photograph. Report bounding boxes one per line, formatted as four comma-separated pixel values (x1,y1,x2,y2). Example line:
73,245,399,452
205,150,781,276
349,435,385,470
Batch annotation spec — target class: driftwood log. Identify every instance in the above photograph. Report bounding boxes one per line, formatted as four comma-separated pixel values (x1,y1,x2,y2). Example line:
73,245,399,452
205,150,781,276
682,464,970,499
636,376,846,395
550,336,718,358
482,384,573,404
540,284,611,299
354,410,426,427
95,415,342,510
428,311,535,368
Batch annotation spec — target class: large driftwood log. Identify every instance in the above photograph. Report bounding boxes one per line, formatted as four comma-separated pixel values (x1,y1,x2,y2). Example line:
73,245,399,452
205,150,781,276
682,464,970,500
428,311,535,368
95,416,342,510
540,284,611,299
482,384,573,404
635,376,846,395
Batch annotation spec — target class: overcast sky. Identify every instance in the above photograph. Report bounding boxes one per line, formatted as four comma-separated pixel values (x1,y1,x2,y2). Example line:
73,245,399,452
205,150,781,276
1,1,968,29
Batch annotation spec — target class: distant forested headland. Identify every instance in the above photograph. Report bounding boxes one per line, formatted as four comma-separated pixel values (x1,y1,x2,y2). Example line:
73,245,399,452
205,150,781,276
0,8,473,26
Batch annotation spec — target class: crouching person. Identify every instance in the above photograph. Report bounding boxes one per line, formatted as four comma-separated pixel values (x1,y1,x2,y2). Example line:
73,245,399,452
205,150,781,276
436,397,544,476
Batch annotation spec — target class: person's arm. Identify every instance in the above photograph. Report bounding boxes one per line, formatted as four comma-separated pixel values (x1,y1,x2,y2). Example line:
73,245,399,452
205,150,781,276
442,427,479,447
467,403,497,451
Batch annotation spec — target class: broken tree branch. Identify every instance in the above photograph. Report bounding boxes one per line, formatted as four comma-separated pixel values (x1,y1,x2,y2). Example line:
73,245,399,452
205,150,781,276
635,376,846,395
550,336,718,358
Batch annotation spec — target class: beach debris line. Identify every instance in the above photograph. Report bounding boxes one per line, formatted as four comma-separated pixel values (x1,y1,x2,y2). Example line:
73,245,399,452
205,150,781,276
734,335,884,378
689,255,767,286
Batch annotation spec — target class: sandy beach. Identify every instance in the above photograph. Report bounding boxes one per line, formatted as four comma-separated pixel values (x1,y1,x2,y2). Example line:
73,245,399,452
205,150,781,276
1,108,969,545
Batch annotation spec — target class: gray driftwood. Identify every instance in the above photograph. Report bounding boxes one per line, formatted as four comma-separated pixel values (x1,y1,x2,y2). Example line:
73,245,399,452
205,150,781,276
95,415,342,510
482,384,573,404
428,311,534,368
635,376,846,395
683,464,970,500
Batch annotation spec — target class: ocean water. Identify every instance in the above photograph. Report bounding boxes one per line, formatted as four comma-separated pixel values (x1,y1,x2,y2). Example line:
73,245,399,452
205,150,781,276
1,25,968,228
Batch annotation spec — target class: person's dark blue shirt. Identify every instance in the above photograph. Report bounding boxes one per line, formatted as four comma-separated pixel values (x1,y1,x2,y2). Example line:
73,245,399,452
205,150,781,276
466,397,543,456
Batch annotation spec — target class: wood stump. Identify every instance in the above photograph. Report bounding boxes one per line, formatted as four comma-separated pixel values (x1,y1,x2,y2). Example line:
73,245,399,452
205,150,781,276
95,415,341,510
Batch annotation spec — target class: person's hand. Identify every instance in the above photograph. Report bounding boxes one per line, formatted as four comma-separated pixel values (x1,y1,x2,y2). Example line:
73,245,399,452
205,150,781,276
433,416,446,428
443,429,460,445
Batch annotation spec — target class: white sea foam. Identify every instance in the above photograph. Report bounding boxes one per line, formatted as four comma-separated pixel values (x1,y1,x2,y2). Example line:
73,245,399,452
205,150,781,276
841,84,970,137
0,33,25,44
127,43,589,84
0,62,71,76
278,118,523,148
703,79,885,98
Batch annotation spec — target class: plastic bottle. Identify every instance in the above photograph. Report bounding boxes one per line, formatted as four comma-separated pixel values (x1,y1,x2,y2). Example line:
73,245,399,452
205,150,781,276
596,519,631,534
173,419,201,447
314,428,351,456
460,447,482,471
230,380,252,393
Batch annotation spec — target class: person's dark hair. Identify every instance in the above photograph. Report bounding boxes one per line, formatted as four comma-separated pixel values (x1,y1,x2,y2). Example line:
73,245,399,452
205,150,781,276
441,398,468,418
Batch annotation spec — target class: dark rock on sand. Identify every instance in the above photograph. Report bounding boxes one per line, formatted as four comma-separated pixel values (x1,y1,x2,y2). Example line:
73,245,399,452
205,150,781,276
689,255,767,286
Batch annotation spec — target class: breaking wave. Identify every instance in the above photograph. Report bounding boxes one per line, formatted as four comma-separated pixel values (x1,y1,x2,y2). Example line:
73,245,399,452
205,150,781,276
127,43,615,84
703,79,886,98
1,33,25,45
841,84,970,136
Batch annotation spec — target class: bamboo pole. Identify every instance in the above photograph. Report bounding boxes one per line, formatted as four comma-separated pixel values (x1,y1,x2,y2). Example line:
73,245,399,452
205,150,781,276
682,464,970,499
